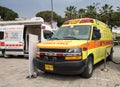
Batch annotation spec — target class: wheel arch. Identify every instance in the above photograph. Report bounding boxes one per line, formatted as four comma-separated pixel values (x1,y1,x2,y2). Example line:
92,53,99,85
87,53,94,63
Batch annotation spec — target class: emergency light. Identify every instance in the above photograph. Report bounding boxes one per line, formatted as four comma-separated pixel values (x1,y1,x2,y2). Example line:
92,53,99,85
80,18,94,23
63,20,70,25
41,26,46,29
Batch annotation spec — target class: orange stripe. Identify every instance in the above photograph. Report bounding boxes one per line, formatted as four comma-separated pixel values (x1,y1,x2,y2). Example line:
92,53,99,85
38,40,113,50
81,40,113,50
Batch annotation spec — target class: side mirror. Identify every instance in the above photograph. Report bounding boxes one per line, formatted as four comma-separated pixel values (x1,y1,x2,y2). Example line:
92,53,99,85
43,30,53,39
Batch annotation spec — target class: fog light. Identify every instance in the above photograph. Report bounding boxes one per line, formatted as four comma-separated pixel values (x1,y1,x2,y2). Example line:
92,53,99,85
65,56,82,60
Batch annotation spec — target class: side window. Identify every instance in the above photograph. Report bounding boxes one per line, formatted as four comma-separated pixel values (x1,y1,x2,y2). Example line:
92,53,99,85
92,27,97,40
0,32,4,40
92,27,101,40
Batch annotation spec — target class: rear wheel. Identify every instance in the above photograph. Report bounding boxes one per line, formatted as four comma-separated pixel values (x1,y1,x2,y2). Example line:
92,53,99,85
81,56,93,78
3,54,10,58
3,52,11,58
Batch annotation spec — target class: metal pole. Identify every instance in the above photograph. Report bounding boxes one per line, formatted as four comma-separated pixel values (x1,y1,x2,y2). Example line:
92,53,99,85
51,0,53,23
101,48,109,72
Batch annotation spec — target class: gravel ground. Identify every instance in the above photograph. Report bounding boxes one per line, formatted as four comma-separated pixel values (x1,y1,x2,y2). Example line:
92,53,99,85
0,45,120,87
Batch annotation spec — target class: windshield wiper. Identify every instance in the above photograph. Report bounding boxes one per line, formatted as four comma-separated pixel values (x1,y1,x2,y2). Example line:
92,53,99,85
63,36,80,40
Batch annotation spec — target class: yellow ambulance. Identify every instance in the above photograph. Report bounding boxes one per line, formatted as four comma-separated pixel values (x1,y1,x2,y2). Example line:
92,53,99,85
33,18,113,78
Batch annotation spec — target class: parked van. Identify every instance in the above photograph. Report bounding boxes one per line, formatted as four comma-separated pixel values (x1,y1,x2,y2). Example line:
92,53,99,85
0,17,54,57
33,18,113,78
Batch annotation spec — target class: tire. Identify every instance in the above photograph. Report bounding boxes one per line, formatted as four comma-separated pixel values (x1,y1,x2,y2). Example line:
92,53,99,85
3,54,11,58
110,48,120,64
4,54,9,58
81,56,93,78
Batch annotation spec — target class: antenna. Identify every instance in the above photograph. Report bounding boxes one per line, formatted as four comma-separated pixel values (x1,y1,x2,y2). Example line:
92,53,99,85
93,2,100,20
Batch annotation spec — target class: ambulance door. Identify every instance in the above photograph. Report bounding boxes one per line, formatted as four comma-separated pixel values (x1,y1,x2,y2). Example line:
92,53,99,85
0,26,5,55
4,25,24,56
92,27,101,62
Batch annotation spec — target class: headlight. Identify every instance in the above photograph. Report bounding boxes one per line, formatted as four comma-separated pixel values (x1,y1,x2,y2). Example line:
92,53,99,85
66,48,81,53
65,48,82,60
66,48,82,56
36,48,40,54
36,48,40,58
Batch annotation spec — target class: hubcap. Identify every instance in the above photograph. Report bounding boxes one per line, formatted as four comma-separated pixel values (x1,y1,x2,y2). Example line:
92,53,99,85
88,61,93,74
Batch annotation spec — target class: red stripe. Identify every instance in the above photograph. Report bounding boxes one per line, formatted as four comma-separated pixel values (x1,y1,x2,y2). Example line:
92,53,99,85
5,44,23,46
0,42,5,46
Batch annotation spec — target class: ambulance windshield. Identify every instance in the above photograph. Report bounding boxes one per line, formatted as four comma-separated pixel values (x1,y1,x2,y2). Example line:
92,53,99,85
51,25,91,40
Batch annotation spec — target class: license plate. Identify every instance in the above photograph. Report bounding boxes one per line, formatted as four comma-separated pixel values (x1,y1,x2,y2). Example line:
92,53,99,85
45,64,54,71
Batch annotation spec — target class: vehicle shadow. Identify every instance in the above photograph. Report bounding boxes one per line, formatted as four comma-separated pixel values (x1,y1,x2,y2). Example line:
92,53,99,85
36,60,107,81
0,55,28,59
37,71,82,81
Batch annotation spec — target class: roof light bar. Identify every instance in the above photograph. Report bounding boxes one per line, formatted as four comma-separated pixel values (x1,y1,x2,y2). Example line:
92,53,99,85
63,21,70,25
80,19,94,23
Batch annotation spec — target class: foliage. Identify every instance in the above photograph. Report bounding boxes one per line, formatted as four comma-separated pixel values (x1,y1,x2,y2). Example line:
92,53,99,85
78,8,86,18
0,6,18,20
65,6,77,19
64,4,120,28
0,4,119,27
117,6,120,12
36,4,119,27
36,11,61,22
36,10,66,27
110,12,120,27
85,5,96,18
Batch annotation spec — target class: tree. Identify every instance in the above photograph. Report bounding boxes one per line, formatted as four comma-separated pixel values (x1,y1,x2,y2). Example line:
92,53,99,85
0,6,18,20
85,5,96,18
115,6,120,27
111,12,120,27
117,6,120,12
63,4,120,27
78,8,86,18
65,6,77,19
99,4,113,25
36,11,61,22
110,6,120,27
36,10,64,27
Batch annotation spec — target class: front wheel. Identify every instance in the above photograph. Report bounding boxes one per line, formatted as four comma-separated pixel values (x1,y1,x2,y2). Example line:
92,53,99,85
81,56,93,78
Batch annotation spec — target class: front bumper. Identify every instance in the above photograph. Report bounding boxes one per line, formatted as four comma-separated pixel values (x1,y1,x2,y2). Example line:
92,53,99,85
33,58,87,75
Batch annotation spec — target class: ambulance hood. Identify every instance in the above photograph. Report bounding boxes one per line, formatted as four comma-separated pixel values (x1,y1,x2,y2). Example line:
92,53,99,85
37,40,88,49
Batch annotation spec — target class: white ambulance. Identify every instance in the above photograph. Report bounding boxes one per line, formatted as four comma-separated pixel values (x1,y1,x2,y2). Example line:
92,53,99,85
0,17,54,57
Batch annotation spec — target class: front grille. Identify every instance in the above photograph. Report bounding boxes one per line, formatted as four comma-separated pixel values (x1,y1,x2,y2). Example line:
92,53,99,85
40,55,65,62
39,49,66,62
40,48,66,53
